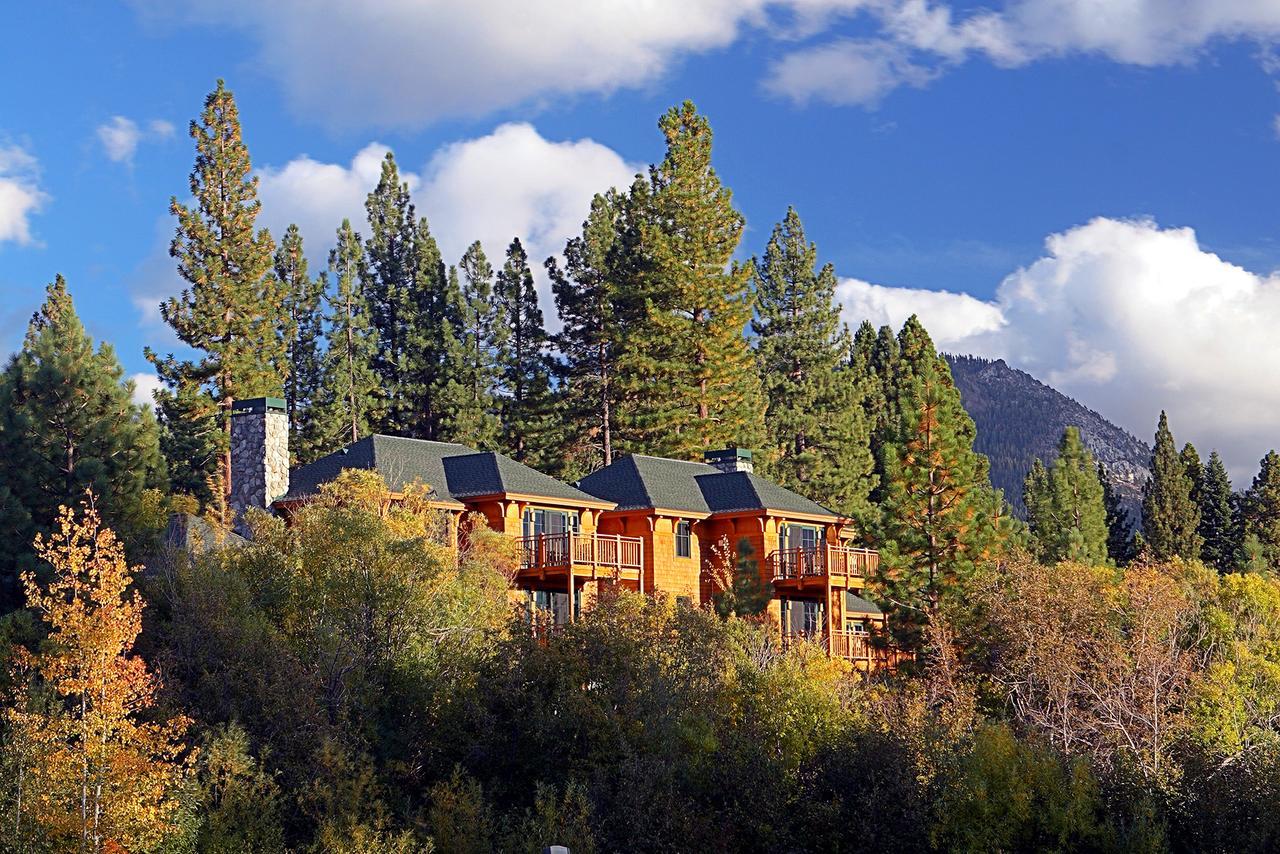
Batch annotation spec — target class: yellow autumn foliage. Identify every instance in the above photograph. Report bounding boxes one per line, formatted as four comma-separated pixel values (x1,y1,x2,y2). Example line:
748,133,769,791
4,497,192,853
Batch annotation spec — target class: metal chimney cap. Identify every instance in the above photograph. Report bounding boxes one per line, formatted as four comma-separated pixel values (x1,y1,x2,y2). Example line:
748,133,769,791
231,397,286,414
703,447,753,462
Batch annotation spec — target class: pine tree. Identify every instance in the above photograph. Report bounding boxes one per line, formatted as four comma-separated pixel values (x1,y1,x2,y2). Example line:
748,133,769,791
311,220,381,453
0,278,164,609
1199,450,1239,572
895,316,937,389
549,191,626,475
155,378,220,505
860,322,903,502
145,80,284,514
1100,464,1136,565
876,353,1013,650
708,536,771,618
868,323,901,439
614,101,763,459
454,241,505,448
435,261,501,447
405,214,452,439
495,238,553,465
1022,427,1109,565
849,320,877,384
1242,451,1280,570
276,223,325,462
1023,458,1049,541
362,152,417,434
1181,442,1203,510
751,207,875,520
1141,411,1202,561
361,152,459,440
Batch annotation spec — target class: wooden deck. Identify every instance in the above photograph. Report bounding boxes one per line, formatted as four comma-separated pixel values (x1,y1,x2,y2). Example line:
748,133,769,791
781,629,884,666
518,532,644,578
768,545,879,583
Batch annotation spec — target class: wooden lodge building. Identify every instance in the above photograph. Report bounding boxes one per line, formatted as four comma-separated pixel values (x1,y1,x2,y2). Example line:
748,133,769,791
230,397,886,667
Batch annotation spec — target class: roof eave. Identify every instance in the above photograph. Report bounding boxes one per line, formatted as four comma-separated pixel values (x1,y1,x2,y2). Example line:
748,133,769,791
452,490,618,511
601,506,712,520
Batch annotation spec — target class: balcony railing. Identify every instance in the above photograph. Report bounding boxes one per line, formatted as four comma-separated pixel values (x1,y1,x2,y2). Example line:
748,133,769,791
519,532,643,574
781,629,876,662
769,545,878,581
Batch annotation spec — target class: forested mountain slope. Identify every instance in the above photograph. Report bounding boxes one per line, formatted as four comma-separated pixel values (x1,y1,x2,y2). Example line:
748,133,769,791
946,354,1150,519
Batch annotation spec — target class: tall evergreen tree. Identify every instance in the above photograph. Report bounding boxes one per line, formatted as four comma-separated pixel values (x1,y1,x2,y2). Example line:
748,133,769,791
614,101,763,459
311,220,381,454
868,323,901,440
495,238,553,465
751,207,874,520
876,351,1013,650
549,191,626,474
275,223,325,461
857,322,904,503
451,241,504,448
154,380,220,504
1099,464,1136,565
1023,458,1049,538
849,321,877,385
1199,450,1240,572
1181,442,1204,510
1242,450,1280,570
361,152,458,439
145,80,284,512
406,215,452,438
362,152,418,434
1141,411,1202,561
1022,427,1109,565
0,278,164,608
435,260,501,447
363,151,412,425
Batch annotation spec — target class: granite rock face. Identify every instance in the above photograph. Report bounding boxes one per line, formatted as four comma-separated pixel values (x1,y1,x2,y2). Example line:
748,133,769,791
946,354,1150,525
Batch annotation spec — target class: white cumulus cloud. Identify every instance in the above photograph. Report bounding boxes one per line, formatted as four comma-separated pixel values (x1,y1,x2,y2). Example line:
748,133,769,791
0,144,47,246
256,142,407,254
768,0,1280,106
839,216,1280,481
415,123,639,291
763,39,937,105
96,116,176,166
836,276,1006,345
128,371,164,408
255,123,640,320
131,0,868,128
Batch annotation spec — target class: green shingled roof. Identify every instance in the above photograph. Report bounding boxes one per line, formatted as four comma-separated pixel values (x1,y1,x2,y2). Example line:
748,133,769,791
575,454,840,519
282,435,606,507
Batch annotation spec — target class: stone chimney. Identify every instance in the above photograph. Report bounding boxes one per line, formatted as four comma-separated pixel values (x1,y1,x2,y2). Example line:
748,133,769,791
704,447,753,474
230,397,289,524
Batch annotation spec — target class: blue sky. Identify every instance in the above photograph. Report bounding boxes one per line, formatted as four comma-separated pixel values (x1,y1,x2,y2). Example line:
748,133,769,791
4,0,1280,477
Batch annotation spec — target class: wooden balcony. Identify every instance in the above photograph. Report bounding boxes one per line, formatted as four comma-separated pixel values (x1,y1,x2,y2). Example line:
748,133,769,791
781,630,877,664
518,532,644,580
768,545,878,584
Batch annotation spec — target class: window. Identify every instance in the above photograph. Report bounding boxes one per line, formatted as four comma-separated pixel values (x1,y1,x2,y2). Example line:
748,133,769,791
526,589,578,626
675,520,692,558
782,598,824,636
522,508,579,538
847,619,868,636
779,523,821,552
803,601,821,634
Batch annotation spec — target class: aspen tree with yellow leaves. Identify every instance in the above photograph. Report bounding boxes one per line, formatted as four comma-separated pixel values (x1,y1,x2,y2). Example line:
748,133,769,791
3,497,191,852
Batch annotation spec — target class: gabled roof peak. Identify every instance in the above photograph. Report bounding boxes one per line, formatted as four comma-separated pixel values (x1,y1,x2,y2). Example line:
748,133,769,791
577,452,839,519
